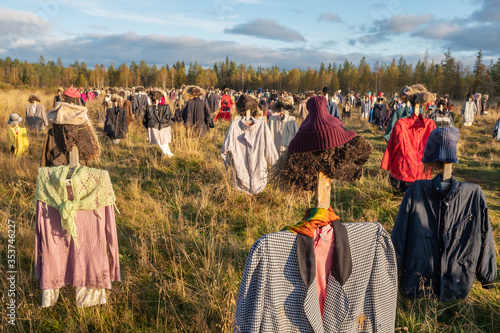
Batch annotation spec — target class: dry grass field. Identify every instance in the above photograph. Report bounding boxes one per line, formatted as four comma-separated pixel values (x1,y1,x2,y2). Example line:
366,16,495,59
0,89,499,332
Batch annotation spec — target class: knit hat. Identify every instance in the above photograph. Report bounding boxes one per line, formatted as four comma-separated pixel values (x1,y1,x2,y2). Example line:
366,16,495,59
7,113,22,125
47,102,88,125
322,86,331,95
63,85,81,99
288,96,357,153
422,127,459,164
257,87,263,94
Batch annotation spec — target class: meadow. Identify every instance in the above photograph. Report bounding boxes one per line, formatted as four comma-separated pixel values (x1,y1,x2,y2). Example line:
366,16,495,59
0,89,499,332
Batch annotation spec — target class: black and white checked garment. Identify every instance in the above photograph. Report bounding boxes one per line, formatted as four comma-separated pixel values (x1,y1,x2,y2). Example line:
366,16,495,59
234,222,397,332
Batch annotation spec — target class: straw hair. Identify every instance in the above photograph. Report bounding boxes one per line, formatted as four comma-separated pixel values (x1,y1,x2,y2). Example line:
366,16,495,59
28,94,41,103
270,135,373,194
235,93,259,116
415,92,436,105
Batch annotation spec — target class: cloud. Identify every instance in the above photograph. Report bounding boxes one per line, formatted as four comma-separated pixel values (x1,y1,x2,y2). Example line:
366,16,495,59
415,22,461,39
0,7,51,45
318,12,342,23
73,1,226,33
90,25,111,32
348,14,433,46
348,34,389,46
471,0,500,22
414,22,500,53
375,14,434,33
224,19,306,42
3,31,365,68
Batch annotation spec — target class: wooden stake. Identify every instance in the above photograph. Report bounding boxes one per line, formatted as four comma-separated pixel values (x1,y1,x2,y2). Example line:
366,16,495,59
69,146,79,168
315,172,331,209
414,103,420,116
443,163,452,181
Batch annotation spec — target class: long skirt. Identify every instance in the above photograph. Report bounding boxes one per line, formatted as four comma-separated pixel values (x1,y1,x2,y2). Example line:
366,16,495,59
147,126,173,156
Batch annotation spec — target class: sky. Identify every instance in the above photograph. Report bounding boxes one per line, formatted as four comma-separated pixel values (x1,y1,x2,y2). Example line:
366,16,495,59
0,0,499,69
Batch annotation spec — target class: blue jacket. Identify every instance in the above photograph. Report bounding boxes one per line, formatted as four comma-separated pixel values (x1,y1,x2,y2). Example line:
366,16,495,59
391,175,497,301
327,101,341,121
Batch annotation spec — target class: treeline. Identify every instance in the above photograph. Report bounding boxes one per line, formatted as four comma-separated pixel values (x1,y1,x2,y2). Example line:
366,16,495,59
0,50,499,99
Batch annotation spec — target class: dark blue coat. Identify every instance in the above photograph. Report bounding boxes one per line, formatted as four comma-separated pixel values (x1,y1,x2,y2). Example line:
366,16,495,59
391,175,497,301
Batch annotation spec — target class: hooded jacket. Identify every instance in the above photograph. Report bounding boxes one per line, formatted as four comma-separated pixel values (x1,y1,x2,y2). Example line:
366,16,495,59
391,175,497,301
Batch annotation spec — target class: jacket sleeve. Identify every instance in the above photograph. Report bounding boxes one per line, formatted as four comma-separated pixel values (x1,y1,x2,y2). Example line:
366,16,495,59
142,108,149,129
370,224,398,332
264,124,279,165
41,105,48,127
476,189,497,289
381,121,401,172
104,109,113,136
281,119,298,149
333,104,341,121
221,123,233,169
204,101,212,125
234,237,267,333
384,109,400,142
182,103,191,127
493,118,500,140
390,185,413,274
105,205,121,282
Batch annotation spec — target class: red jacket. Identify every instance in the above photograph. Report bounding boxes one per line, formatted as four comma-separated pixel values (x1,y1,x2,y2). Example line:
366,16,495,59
220,95,233,112
381,113,436,182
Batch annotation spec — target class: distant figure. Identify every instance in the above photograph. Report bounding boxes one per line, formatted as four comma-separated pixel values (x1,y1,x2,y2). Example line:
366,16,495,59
104,96,129,145
323,87,341,120
372,96,388,130
53,87,63,107
462,93,477,126
214,88,233,121
144,90,174,157
481,94,489,115
473,93,482,115
7,113,29,156
25,94,48,132
183,86,212,137
361,95,372,119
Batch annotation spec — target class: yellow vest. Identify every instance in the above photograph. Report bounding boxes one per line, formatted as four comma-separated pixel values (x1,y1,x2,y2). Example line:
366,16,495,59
7,126,29,156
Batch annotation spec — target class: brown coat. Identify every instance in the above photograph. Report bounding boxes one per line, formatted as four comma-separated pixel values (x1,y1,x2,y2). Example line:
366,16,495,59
123,100,133,123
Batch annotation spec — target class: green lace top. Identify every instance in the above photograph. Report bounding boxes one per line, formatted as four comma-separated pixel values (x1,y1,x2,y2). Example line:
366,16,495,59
35,166,116,246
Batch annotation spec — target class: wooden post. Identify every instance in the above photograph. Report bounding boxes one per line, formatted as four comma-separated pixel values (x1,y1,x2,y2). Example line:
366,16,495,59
414,103,420,116
315,172,331,209
69,146,79,168
443,163,452,182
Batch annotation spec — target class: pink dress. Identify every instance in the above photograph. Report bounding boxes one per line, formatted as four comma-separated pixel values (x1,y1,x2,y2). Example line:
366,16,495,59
35,200,120,290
